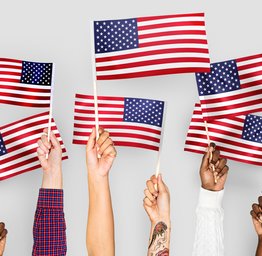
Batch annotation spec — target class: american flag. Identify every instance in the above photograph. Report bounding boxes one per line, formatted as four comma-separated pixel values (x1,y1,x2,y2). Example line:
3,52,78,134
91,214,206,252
94,13,210,80
184,103,262,166
0,112,68,181
196,53,262,121
73,94,165,151
0,58,53,107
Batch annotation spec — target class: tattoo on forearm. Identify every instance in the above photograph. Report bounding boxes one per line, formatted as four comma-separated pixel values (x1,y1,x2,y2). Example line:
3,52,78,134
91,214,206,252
148,221,169,256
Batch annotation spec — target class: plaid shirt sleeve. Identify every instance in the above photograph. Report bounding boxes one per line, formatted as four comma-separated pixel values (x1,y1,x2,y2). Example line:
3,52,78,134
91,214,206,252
32,188,67,256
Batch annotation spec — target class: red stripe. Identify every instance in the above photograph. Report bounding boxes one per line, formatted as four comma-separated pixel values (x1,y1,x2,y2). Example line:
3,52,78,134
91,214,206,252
139,39,208,48
207,120,243,131
240,79,262,88
73,139,159,151
96,48,209,62
137,13,204,22
75,94,125,101
0,64,21,70
0,155,68,181
138,21,205,31
75,101,124,109
96,57,210,72
200,88,262,105
74,116,123,122
0,78,20,83
202,98,262,113
0,99,50,108
0,71,21,76
138,30,206,39
0,58,22,64
97,67,210,80
239,70,262,80
237,61,262,72
73,123,161,135
0,112,49,130
0,84,51,93
75,109,123,115
236,54,262,63
0,91,50,100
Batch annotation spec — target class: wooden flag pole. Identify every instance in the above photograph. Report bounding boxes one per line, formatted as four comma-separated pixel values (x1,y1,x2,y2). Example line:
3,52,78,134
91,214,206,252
90,20,100,141
204,120,217,183
46,63,55,159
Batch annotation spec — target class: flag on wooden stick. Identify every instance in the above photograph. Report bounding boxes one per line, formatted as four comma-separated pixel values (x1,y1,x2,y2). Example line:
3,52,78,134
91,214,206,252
185,103,262,166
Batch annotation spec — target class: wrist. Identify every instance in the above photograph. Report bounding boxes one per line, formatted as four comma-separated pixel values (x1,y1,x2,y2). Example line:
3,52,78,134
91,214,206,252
42,169,63,189
258,235,262,242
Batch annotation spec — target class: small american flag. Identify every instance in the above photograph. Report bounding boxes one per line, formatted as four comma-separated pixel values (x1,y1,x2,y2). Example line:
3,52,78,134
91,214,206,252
185,103,262,166
0,112,68,181
196,54,262,121
94,13,210,80
73,94,165,151
0,58,53,107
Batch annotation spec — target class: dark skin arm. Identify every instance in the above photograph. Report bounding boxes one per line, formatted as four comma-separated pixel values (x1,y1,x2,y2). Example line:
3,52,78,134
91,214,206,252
250,196,262,256
0,223,7,256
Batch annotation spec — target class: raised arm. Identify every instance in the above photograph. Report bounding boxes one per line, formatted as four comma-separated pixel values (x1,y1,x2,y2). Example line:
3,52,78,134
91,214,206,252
86,128,117,256
143,174,170,256
32,129,67,256
0,222,7,256
250,196,262,256
192,144,229,256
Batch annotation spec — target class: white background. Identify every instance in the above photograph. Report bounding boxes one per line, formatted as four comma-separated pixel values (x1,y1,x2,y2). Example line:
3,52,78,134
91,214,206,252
0,0,262,255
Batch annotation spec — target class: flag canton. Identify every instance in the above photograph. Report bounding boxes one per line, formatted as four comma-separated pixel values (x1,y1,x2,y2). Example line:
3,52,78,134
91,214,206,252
94,18,139,54
196,60,241,96
0,133,7,156
123,98,164,127
20,61,53,86
242,114,262,144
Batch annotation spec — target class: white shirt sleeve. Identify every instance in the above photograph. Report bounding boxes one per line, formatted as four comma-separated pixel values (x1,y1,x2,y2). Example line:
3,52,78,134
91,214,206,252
192,188,224,256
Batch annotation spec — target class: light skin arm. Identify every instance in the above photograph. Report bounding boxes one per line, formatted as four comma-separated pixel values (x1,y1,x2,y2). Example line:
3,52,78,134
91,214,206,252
0,223,7,256
86,128,117,256
37,128,63,189
250,196,262,256
143,175,170,256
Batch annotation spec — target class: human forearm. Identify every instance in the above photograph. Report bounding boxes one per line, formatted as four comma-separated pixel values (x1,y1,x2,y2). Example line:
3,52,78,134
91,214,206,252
256,236,262,256
41,167,63,189
87,174,115,256
148,220,170,256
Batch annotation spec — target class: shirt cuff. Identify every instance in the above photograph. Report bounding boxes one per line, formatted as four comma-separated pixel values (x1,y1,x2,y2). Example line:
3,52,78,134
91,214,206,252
37,188,64,209
198,187,224,209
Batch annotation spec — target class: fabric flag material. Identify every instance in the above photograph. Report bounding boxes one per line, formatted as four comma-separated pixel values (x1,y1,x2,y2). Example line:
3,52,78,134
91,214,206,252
94,13,210,80
0,112,68,181
196,53,262,121
184,103,262,166
73,94,165,151
0,58,53,107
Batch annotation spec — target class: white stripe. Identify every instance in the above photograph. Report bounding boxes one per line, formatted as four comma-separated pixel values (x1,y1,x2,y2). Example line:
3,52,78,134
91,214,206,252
0,88,51,96
0,61,22,67
96,52,209,67
74,105,124,112
75,98,123,105
139,34,207,43
237,57,262,67
0,81,51,90
0,96,50,104
238,66,262,76
240,74,262,85
96,44,209,58
73,135,160,147
0,74,20,79
138,26,206,35
137,16,205,26
97,62,210,75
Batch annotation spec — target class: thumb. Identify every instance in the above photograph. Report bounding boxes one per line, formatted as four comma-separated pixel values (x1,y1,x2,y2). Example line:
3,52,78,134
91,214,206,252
201,143,216,167
157,174,166,193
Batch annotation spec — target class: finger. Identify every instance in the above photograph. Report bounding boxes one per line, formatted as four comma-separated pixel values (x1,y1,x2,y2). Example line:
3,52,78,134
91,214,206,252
252,203,261,215
87,128,96,151
143,197,153,207
41,130,51,150
211,149,220,164
258,196,262,209
150,175,158,185
98,137,113,155
144,189,156,202
0,229,7,240
97,130,109,148
146,179,158,196
37,147,48,169
217,165,229,178
157,174,167,193
201,144,216,167
37,139,49,154
216,158,227,173
49,131,61,149
101,145,117,158
0,223,4,234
